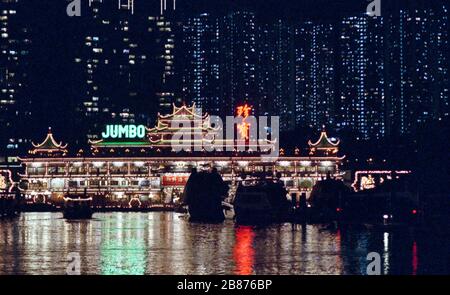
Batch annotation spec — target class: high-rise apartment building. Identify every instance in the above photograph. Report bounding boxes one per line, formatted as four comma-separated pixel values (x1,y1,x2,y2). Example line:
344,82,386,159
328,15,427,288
294,22,335,131
182,13,221,115
220,11,258,117
385,5,449,136
338,15,385,140
73,0,182,139
0,0,32,151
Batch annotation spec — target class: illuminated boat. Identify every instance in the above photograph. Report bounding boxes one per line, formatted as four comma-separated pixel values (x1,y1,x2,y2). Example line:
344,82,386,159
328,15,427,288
63,195,93,219
19,105,345,211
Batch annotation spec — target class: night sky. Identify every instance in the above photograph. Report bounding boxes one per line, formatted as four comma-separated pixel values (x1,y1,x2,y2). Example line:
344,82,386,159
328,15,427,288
19,0,447,135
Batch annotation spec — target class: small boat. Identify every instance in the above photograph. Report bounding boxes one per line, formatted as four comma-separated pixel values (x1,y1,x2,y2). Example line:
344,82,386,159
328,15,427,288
63,195,93,219
234,190,272,224
188,191,225,223
233,178,290,225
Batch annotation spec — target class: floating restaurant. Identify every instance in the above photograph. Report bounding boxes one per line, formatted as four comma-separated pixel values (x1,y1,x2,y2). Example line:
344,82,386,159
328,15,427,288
18,104,345,207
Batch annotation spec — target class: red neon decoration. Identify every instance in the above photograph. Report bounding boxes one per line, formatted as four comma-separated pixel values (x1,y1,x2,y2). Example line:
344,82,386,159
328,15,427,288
237,123,250,140
411,209,417,215
162,175,189,186
237,104,252,118
236,104,252,140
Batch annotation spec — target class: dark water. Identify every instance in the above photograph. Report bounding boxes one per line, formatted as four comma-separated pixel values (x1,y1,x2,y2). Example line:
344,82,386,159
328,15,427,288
0,212,449,275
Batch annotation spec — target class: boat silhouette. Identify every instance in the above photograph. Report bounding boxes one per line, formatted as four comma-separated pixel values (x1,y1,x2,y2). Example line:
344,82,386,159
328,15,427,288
63,190,93,220
233,176,291,225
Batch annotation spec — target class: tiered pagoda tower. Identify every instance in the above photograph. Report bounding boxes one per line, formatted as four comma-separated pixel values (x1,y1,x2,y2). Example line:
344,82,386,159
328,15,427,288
147,103,220,149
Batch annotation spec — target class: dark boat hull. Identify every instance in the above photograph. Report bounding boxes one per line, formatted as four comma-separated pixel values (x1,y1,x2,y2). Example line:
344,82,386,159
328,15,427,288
63,208,93,220
63,196,93,220
233,186,291,225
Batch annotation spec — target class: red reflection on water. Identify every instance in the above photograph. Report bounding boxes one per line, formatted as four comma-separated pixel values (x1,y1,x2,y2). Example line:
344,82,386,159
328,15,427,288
412,241,418,275
233,226,255,275
335,228,343,268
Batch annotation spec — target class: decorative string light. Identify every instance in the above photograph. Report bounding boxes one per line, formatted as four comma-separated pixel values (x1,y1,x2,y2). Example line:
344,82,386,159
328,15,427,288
351,170,412,192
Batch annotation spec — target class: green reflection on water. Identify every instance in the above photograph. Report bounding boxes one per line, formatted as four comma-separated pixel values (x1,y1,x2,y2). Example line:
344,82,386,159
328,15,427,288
100,214,147,275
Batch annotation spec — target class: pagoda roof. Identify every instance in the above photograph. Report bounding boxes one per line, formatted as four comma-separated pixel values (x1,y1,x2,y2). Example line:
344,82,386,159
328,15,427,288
308,130,340,149
148,106,220,133
31,128,68,152
158,103,208,120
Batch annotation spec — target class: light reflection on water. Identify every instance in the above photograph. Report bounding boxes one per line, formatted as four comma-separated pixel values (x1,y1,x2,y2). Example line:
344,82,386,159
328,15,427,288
0,212,448,275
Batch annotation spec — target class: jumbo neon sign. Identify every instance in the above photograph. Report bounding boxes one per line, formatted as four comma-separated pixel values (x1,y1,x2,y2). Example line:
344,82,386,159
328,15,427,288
101,125,146,139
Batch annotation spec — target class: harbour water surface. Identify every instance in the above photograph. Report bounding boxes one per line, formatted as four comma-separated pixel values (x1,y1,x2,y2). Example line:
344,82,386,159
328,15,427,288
0,212,449,275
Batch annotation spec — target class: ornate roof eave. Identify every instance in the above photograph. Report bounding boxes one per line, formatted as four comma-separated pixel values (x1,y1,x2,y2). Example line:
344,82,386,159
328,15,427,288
308,131,340,148
159,113,210,121
160,115,209,122
147,126,169,133
89,139,104,145
149,138,163,144
31,128,68,151
158,103,208,120
31,148,68,153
